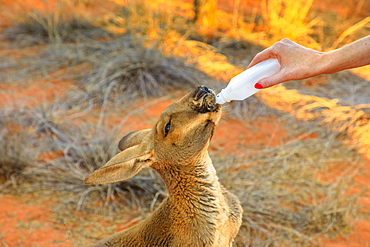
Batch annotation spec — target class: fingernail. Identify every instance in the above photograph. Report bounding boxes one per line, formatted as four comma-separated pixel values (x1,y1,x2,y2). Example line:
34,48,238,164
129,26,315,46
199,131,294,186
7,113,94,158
254,83,263,89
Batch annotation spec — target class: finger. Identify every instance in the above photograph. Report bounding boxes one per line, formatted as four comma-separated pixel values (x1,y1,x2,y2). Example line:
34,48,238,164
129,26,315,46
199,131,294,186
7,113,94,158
247,49,274,68
280,38,293,44
257,71,285,88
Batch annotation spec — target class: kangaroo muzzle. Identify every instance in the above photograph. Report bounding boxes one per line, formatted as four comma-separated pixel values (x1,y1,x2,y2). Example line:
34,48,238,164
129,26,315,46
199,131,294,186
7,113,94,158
191,86,219,113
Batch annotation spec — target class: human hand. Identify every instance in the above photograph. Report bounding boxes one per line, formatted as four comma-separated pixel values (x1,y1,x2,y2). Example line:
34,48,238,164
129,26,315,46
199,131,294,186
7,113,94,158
248,39,324,89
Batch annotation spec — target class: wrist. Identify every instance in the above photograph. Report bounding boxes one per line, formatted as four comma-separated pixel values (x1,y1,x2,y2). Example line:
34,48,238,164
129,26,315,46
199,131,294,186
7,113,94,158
315,51,335,75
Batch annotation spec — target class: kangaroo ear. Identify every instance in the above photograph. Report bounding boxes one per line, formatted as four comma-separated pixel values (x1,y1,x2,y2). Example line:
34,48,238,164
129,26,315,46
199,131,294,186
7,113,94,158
118,129,151,151
85,133,154,185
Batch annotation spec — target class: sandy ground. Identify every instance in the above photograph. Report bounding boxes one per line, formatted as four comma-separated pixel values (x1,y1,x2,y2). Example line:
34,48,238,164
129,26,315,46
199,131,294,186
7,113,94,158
1,0,370,246
1,85,370,246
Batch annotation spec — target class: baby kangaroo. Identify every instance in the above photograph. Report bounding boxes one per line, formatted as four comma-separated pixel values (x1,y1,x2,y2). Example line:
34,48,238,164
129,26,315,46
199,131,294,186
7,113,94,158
85,86,242,247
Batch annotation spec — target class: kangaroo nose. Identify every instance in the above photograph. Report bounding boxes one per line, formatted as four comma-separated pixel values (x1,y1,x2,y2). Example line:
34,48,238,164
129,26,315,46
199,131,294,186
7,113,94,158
194,86,212,101
192,86,219,113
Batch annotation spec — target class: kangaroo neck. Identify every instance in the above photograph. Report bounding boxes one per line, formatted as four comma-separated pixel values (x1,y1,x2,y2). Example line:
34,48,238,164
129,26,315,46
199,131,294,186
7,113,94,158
155,152,221,201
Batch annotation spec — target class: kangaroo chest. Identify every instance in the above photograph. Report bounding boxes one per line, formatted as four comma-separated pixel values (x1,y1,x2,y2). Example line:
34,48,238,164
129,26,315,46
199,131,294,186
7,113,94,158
164,183,232,246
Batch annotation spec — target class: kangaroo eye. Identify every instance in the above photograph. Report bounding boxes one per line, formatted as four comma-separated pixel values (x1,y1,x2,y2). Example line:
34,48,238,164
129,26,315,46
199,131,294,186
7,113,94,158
164,122,171,137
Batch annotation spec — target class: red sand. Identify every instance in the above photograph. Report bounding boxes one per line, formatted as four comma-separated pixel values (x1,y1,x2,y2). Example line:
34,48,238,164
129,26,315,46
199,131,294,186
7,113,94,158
1,0,369,246
0,195,72,247
2,95,369,246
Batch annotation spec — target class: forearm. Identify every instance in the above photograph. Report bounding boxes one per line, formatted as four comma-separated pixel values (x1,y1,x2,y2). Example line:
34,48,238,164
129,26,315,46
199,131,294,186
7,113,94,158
319,35,370,75
248,36,370,88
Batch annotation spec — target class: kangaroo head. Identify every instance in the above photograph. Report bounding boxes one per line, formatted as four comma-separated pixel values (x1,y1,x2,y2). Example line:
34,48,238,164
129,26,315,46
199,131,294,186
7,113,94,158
85,86,221,185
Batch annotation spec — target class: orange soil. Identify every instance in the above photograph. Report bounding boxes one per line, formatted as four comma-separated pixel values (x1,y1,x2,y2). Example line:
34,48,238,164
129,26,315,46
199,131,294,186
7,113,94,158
0,195,72,247
0,0,118,28
1,0,370,246
0,78,73,108
332,169,370,246
2,90,370,246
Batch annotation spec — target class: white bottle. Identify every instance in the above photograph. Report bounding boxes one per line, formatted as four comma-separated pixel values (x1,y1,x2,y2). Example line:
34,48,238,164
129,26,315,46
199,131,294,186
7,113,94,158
215,59,281,104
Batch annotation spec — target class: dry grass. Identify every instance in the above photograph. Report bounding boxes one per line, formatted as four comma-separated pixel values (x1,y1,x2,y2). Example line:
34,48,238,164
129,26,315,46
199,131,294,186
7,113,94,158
0,101,70,190
3,0,111,45
0,98,365,245
260,0,321,48
4,14,110,45
94,0,193,41
0,108,38,186
76,35,210,104
28,123,164,213
0,98,167,215
214,0,369,51
314,14,370,50
2,32,212,104
257,85,370,160
215,124,365,246
0,0,369,246
0,43,88,85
